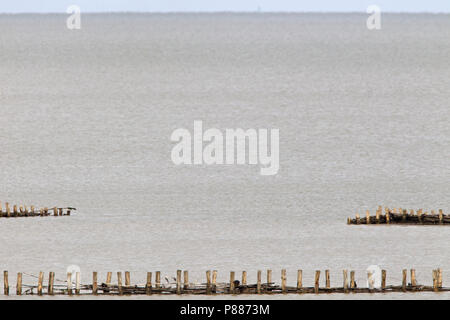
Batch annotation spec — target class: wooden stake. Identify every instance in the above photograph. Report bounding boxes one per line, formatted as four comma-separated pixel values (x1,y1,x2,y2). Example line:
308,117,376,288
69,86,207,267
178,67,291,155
146,272,152,295
105,272,112,293
229,271,235,294
212,270,217,292
385,207,390,224
314,270,320,294
439,210,443,225
6,202,10,217
350,271,355,290
267,269,272,285
242,271,247,286
117,272,123,295
368,271,374,290
343,269,348,293
411,269,416,287
438,268,442,289
75,272,80,295
381,270,386,290
257,270,262,294
402,269,407,292
183,270,189,289
355,213,360,225
53,207,58,216
92,272,98,295
366,210,370,224
325,270,330,289
206,270,211,295
3,271,9,295
297,270,302,292
125,271,131,286
418,209,423,223
67,272,72,295
37,271,44,296
433,270,437,292
155,271,161,289
48,272,54,295
176,270,181,295
16,273,22,296
281,269,287,293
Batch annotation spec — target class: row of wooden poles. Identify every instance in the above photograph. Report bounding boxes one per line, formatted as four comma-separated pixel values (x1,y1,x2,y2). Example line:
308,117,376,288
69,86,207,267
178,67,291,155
348,206,447,225
0,201,74,217
2,268,448,295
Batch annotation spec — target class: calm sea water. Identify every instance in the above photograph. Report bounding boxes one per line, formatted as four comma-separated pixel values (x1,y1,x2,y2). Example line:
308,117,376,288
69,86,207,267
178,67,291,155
0,13,449,299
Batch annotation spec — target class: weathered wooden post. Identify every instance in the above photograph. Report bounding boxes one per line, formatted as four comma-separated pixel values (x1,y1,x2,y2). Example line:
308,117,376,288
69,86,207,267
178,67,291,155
418,209,423,223
314,270,320,294
67,272,72,295
229,271,235,294
366,210,370,224
117,272,123,295
3,271,9,295
381,270,386,290
355,213,360,225
267,269,272,286
281,269,287,293
92,272,98,295
53,207,58,216
368,271,374,290
6,202,10,217
75,272,81,295
176,270,181,295
146,272,152,295
402,269,407,292
105,272,112,294
343,269,348,293
350,271,355,290
257,270,262,294
206,270,211,295
48,272,55,295
16,273,22,296
438,268,443,289
385,207,390,224
212,270,217,292
411,269,416,287
297,270,302,293
439,210,443,225
37,271,44,295
242,271,247,286
183,271,189,290
155,271,161,289
125,271,131,287
432,270,437,292
325,270,330,289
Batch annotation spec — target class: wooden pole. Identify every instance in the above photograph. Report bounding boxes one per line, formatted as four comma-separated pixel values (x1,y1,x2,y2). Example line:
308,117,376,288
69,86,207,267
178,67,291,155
402,269,407,292
176,270,181,295
355,213,360,224
117,272,123,295
314,270,320,294
432,270,437,292
206,270,211,295
75,272,80,295
105,272,112,294
350,271,355,290
3,271,9,295
411,269,416,287
229,271,235,294
155,271,161,289
125,271,131,287
67,272,72,295
267,269,272,286
325,270,330,289
212,270,217,292
242,271,247,286
146,272,152,295
37,271,44,296
281,269,287,293
53,207,58,216
257,270,261,294
385,207,390,224
6,202,10,217
366,210,370,224
368,271,374,290
418,209,423,223
381,270,386,290
183,270,189,289
16,273,22,296
297,270,302,292
48,272,54,295
343,269,348,293
438,268,443,289
439,210,443,225
92,272,98,295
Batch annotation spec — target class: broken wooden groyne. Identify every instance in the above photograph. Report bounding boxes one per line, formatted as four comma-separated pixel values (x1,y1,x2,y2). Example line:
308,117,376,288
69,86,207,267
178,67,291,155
348,206,447,225
0,201,75,218
2,268,448,296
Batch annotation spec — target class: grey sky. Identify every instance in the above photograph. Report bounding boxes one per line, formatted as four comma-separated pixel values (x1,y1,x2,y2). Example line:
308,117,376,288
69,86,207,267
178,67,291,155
0,0,449,13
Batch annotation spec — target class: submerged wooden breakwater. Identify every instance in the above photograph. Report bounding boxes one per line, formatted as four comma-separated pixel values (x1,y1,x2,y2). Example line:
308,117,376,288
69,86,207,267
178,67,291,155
2,268,449,296
0,201,75,218
348,206,447,225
